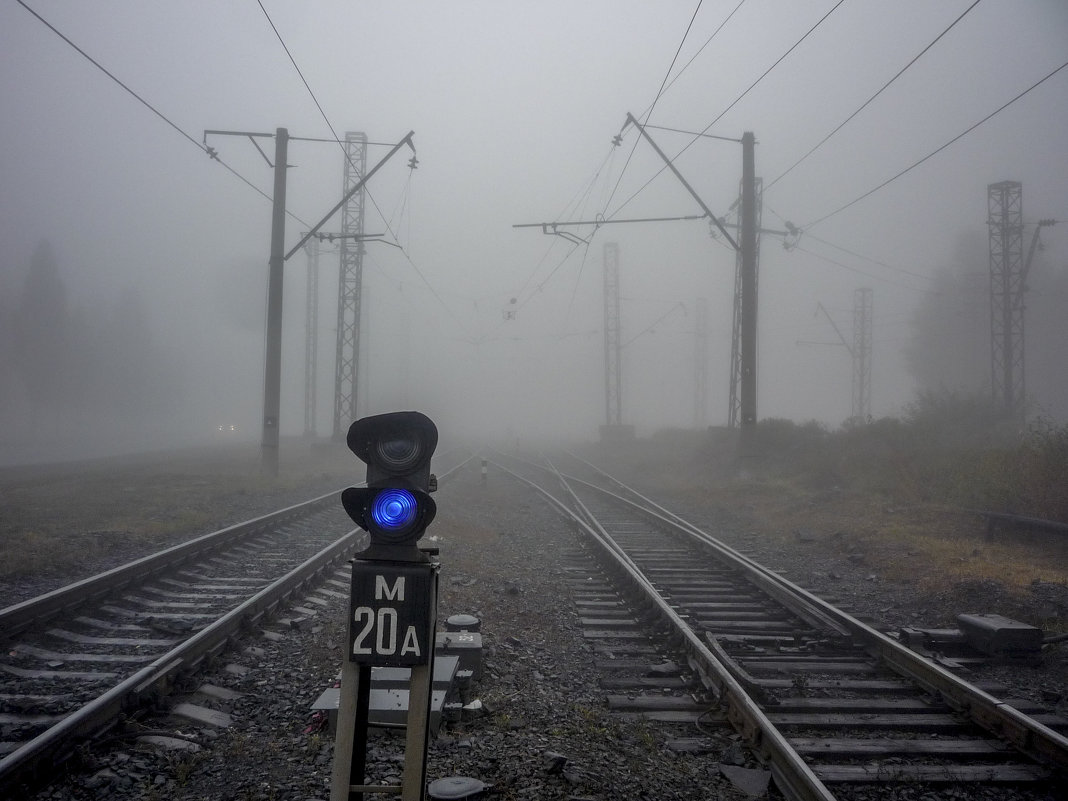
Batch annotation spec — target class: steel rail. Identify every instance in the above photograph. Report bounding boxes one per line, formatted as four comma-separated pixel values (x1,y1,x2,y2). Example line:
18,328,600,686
976,509,1068,536
0,450,472,639
0,530,358,792
0,449,474,794
561,456,1068,773
489,457,836,801
0,491,340,638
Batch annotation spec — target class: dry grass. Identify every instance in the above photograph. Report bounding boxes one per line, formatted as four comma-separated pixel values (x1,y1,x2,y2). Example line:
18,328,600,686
0,439,357,581
746,483,1066,594
582,422,1068,627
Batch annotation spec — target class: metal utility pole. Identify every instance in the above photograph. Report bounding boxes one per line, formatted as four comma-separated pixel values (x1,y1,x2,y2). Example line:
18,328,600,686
739,132,758,430
262,127,289,477
852,287,873,422
303,236,321,437
623,115,759,431
728,174,762,428
517,117,766,435
694,296,709,428
204,126,414,472
603,242,623,428
334,132,369,440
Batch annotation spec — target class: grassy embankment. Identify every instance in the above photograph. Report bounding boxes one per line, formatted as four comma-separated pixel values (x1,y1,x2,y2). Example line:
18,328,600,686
0,440,356,582
603,393,1068,624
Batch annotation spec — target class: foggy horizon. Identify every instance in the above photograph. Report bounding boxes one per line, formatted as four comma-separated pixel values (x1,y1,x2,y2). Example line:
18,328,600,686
2,1,1066,467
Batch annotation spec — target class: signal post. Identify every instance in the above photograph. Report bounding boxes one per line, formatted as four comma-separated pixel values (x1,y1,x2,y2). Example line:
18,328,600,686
331,411,440,801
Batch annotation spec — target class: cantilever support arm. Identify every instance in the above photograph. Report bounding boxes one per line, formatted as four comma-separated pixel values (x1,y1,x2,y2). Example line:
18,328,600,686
815,302,853,357
285,131,416,260
625,112,738,251
1020,219,1056,289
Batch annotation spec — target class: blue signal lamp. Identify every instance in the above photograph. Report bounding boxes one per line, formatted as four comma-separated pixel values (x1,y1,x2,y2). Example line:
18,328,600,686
373,488,420,531
342,485,437,561
344,411,439,562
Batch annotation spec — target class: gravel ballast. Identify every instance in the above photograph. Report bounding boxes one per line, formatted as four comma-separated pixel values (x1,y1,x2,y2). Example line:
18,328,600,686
5,441,1065,800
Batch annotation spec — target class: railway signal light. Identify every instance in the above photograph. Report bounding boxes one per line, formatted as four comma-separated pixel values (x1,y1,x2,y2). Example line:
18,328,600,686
342,411,438,561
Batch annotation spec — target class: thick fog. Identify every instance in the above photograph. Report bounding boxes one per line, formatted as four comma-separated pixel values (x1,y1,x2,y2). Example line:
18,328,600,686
1,2,1066,465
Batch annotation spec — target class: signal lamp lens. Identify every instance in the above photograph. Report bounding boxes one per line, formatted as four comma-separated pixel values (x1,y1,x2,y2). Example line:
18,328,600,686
375,434,427,473
371,488,418,531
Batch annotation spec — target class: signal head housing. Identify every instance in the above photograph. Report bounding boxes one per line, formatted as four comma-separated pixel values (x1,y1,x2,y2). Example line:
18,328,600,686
344,411,438,561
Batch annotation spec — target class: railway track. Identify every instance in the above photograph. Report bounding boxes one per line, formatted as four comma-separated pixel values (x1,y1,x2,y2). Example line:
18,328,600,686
0,453,470,794
0,491,358,793
494,453,1068,800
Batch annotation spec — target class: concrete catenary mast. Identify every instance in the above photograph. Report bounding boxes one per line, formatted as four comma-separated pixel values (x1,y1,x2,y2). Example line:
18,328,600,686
694,296,709,428
728,170,762,429
603,242,623,431
852,287,873,422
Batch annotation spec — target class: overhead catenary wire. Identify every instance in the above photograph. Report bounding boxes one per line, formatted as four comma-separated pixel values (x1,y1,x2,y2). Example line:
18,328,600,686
15,0,312,228
802,229,934,283
503,129,628,342
645,0,704,128
256,0,344,151
256,0,476,342
794,244,939,295
642,0,749,115
803,58,1068,230
605,0,846,222
600,0,709,225
766,0,982,192
511,1,726,336
255,0,399,235
513,1,745,324
601,0,747,218
623,301,687,348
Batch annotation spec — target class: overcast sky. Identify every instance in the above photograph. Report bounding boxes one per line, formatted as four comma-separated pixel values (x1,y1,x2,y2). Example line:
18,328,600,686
2,1,1066,457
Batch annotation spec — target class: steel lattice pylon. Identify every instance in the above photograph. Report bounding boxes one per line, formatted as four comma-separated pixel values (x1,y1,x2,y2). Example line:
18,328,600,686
603,242,622,427
728,177,762,428
852,287,873,422
988,181,1025,415
333,132,368,439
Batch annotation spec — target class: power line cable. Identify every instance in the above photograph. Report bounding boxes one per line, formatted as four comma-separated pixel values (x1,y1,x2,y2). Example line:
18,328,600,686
804,231,934,282
256,1,401,232
646,0,704,126
794,245,937,294
803,58,1068,229
507,145,620,323
256,1,473,340
766,0,982,192
647,0,748,110
606,0,845,221
602,1,747,218
696,0,845,143
765,202,938,285
15,0,311,227
601,0,707,219
513,3,734,319
256,0,344,148
623,302,686,348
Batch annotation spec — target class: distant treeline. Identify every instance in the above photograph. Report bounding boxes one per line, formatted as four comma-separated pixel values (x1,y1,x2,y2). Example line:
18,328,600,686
0,240,183,440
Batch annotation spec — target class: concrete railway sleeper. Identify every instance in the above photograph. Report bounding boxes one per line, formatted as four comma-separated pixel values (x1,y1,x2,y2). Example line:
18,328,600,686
0,454,473,795
491,452,1068,801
